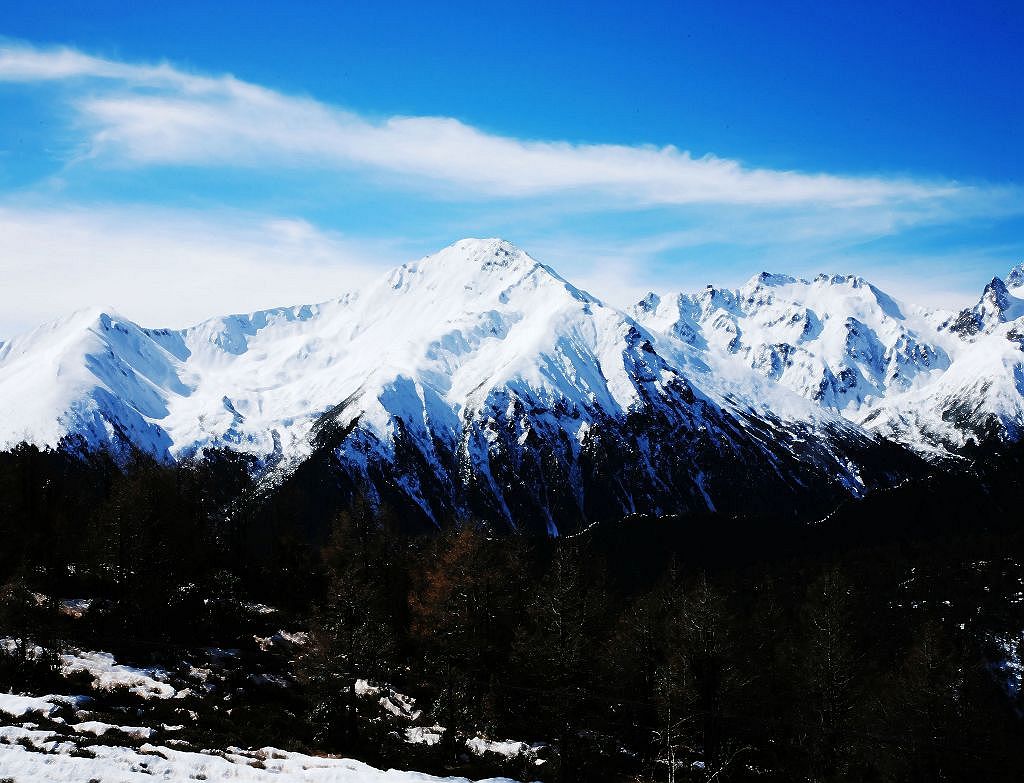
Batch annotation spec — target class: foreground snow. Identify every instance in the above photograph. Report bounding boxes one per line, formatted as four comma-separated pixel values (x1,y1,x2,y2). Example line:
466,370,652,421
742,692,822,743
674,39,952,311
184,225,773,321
1,638,177,700
0,642,540,780
62,649,176,699
0,723,520,783
0,693,82,719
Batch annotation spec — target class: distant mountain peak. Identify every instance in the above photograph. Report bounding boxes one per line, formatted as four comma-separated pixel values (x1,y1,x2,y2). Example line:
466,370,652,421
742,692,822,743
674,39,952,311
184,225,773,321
633,292,663,318
812,273,870,288
945,275,1023,339
749,271,798,287
425,237,535,272
384,237,576,303
1006,262,1024,289
450,236,521,256
982,275,1011,312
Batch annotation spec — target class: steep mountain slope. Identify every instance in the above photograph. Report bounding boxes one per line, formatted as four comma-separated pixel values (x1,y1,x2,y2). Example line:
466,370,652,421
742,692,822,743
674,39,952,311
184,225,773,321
632,263,1024,452
0,307,187,461
866,273,1024,448
631,273,955,412
0,239,918,531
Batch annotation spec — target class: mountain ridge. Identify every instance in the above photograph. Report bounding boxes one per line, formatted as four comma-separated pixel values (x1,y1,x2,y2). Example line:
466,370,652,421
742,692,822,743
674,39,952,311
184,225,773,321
2,238,1020,531
632,260,1024,453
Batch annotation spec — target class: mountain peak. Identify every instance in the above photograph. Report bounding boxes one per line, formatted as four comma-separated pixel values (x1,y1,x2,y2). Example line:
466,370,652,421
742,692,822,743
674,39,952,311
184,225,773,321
382,237,591,309
430,237,533,272
749,271,798,288
4,305,123,348
635,292,661,313
450,236,521,256
811,273,869,289
945,276,1014,338
980,276,1011,317
398,237,539,280
1006,262,1024,289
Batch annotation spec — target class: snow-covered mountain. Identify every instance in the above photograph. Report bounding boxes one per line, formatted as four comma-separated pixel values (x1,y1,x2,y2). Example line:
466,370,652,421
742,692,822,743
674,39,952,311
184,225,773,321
631,261,1024,454
0,239,925,532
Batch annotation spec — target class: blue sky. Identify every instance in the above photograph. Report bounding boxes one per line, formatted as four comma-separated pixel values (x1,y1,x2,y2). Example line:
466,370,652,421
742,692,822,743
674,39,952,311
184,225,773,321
0,1,1021,334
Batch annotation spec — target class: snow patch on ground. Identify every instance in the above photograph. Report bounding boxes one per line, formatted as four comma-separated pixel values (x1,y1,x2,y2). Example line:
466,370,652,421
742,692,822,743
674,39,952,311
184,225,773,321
405,726,444,746
357,679,422,721
465,737,531,759
0,693,82,719
72,720,155,739
0,723,521,782
61,650,176,699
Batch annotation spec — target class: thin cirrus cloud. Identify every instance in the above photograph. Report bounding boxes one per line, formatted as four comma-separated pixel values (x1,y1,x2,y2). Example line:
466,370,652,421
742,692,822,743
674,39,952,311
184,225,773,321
0,43,971,209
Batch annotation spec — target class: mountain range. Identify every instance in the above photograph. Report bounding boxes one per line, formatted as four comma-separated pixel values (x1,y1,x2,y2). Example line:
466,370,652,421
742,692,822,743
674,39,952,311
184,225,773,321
2,238,1023,532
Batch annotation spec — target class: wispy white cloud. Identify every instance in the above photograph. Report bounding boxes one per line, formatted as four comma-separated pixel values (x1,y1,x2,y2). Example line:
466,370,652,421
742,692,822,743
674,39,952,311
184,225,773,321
0,203,405,338
0,43,980,209
0,42,1017,334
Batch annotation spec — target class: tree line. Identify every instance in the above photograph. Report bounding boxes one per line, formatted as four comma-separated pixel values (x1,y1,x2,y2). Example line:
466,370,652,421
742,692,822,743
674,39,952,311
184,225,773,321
1,440,1023,781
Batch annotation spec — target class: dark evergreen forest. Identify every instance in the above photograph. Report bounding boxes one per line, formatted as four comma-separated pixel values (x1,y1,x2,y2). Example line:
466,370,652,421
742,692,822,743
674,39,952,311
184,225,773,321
1,441,1023,781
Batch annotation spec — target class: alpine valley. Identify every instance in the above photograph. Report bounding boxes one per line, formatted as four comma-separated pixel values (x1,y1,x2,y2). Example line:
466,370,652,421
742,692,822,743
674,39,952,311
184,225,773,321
3,237,1024,534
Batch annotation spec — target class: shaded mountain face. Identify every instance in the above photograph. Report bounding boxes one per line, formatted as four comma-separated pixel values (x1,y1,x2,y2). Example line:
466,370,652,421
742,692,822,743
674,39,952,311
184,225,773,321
1,239,1016,532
